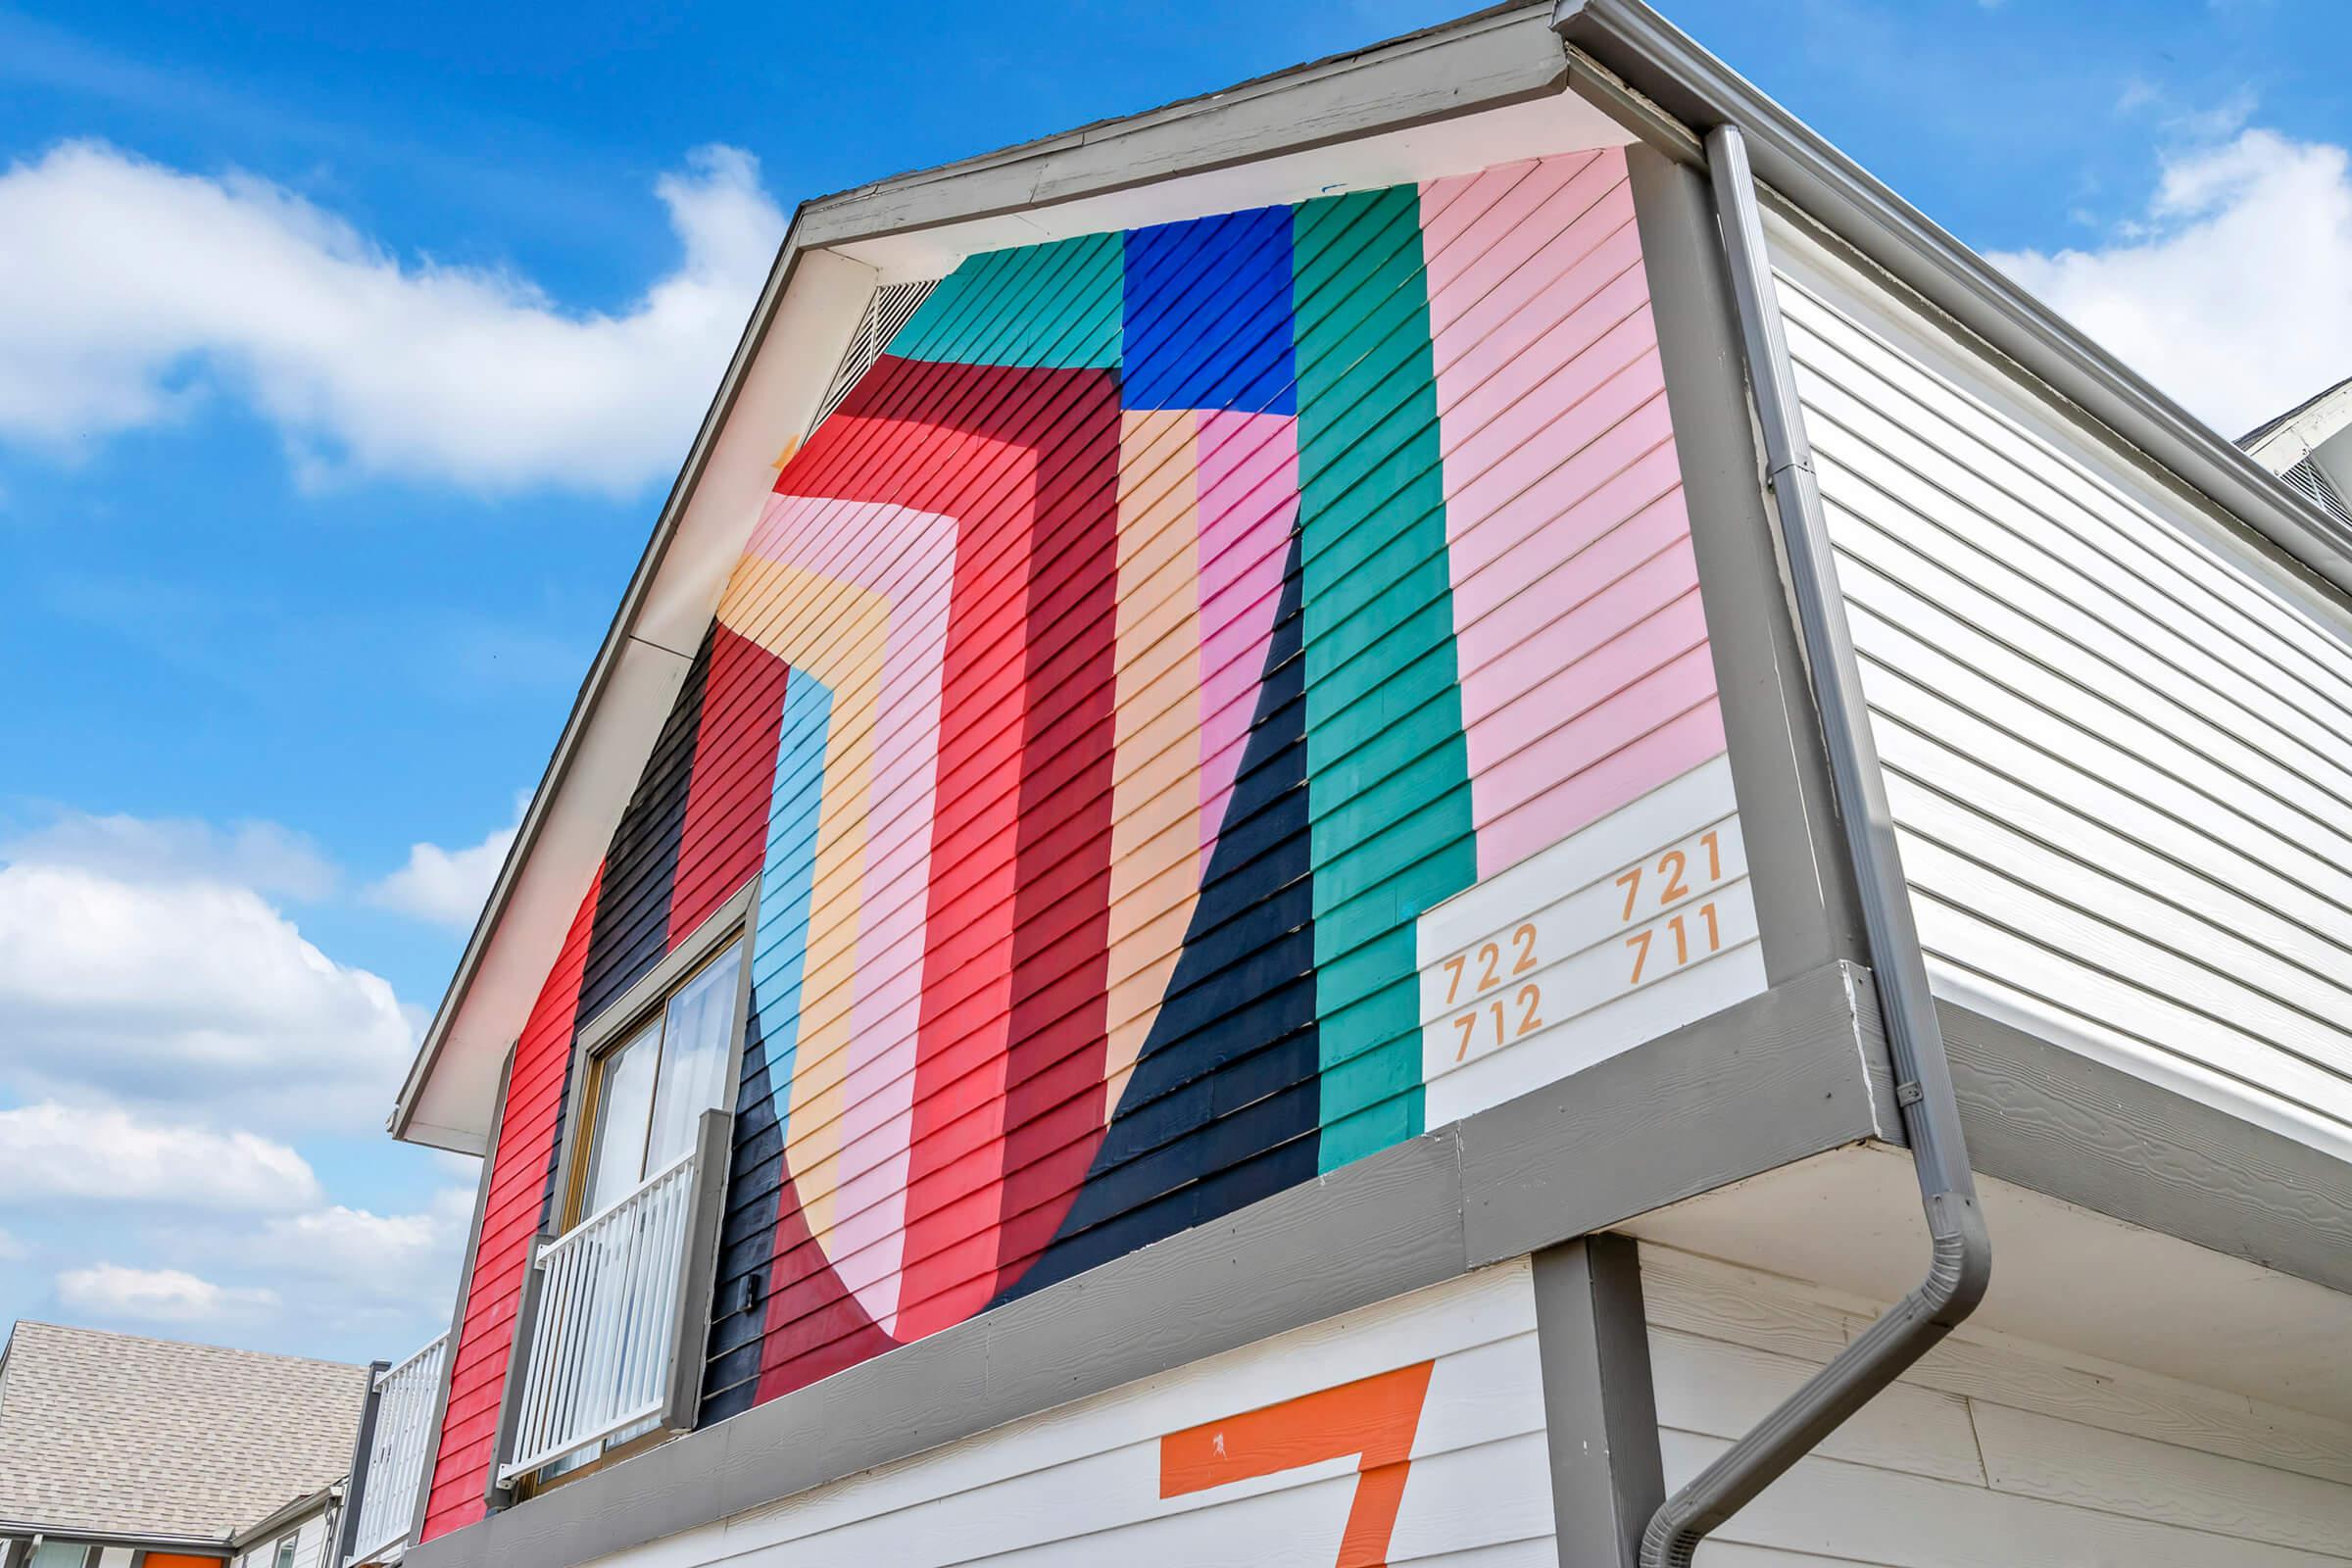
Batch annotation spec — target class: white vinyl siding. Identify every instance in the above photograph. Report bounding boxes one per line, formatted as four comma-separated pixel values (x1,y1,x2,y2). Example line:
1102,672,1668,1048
1765,218,2352,1155
586,1262,1553,1568
1644,1245,2352,1566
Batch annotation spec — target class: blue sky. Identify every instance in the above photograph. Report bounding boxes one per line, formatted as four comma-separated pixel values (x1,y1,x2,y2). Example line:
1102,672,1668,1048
0,0,2345,1363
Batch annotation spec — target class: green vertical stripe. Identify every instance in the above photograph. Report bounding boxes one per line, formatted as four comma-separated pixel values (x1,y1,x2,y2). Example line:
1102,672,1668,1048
886,231,1123,368
1292,184,1478,1171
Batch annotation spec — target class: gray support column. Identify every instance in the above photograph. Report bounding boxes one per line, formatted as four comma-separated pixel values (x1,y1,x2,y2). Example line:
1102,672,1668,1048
1534,1236,1664,1568
1625,142,1868,983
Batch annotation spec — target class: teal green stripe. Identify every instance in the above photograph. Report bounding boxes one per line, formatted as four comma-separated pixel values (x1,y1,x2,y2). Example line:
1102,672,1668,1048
1292,183,1477,1172
886,231,1122,368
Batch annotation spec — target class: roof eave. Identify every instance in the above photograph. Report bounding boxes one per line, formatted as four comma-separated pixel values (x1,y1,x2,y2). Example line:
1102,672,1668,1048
388,2,1575,1150
1553,0,2352,603
390,209,817,1150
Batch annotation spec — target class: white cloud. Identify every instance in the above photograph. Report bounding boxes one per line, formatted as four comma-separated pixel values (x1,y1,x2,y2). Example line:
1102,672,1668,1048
56,1262,278,1324
1988,126,2352,437
366,799,522,930
0,140,785,493
3,809,338,900
0,1102,321,1210
0,1229,26,1262
236,1186,476,1312
0,861,414,1129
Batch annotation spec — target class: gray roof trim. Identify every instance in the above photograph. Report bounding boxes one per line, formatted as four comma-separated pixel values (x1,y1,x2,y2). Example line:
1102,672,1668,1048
388,2,1573,1146
390,214,812,1146
231,1484,340,1550
1554,0,2352,602
0,1521,229,1551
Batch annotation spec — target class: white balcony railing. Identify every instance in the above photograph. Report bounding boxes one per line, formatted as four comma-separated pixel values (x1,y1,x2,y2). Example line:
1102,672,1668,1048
498,1145,704,1483
347,1330,449,1565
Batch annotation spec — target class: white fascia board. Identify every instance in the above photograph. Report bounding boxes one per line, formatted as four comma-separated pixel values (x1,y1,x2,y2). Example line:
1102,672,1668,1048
391,234,878,1150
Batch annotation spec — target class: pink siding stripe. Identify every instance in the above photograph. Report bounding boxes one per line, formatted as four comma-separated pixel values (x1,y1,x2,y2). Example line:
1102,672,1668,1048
1193,410,1297,868
1423,148,1722,878
743,495,957,1332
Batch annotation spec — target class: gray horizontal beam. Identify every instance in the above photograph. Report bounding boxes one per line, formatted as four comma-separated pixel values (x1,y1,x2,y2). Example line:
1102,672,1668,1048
1463,959,1894,1266
798,4,1566,248
406,962,1890,1568
1944,1001,2352,1298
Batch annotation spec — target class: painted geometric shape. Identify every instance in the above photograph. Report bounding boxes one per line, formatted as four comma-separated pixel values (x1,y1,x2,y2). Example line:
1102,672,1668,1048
1121,205,1297,413
887,232,1122,368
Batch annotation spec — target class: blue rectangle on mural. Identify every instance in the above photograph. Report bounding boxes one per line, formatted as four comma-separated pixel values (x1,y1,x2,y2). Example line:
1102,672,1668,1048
1121,206,1296,414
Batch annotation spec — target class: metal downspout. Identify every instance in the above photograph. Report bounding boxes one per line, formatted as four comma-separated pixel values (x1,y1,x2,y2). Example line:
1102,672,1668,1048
1636,122,1994,1568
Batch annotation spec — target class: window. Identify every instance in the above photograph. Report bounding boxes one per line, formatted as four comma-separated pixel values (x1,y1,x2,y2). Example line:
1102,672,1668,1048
574,938,744,1222
272,1534,298,1568
27,1544,91,1568
527,928,748,1489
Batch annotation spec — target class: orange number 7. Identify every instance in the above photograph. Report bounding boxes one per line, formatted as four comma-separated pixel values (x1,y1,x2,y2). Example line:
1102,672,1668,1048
1160,1360,1436,1567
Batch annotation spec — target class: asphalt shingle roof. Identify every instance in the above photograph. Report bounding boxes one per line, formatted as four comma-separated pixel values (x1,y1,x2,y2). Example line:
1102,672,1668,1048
0,1321,368,1542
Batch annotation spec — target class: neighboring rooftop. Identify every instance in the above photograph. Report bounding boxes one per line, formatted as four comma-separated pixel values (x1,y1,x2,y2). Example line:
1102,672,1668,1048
2241,372,2352,530
0,1320,368,1544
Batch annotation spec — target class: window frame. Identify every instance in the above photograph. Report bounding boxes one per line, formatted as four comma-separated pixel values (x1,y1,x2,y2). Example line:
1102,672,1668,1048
553,879,759,1235
497,874,760,1504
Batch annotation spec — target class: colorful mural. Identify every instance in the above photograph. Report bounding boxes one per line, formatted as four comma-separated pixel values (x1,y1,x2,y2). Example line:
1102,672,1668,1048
696,142,1759,1414
420,144,1758,1533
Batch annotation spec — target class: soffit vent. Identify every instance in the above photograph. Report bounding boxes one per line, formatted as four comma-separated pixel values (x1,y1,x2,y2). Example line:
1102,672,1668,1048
2283,455,2352,532
809,277,939,433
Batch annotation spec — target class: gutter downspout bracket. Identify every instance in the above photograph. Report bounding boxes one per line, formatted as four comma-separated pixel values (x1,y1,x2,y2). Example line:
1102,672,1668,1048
1595,102,1995,1568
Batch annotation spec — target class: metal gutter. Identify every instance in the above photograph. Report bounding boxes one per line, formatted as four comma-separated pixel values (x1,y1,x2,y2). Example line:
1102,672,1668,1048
1553,0,2352,605
0,1521,232,1551
1629,117,1993,1568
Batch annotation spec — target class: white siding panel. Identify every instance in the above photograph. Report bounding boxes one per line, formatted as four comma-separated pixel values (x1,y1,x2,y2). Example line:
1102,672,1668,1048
589,1262,1552,1568
1647,1246,2352,1568
1764,218,2352,1153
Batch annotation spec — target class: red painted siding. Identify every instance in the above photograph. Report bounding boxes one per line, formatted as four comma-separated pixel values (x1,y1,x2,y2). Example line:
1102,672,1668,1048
669,623,789,945
417,869,600,1542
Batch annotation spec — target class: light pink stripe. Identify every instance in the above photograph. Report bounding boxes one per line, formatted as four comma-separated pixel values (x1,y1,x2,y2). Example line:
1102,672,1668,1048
1458,548,1703,744
1423,148,1724,879
1477,647,1725,868
1194,410,1297,867
743,495,956,1332
1482,701,1730,869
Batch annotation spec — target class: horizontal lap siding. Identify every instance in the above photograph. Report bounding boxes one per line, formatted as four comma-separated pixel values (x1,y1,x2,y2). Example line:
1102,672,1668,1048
418,875,599,1541
1767,225,2352,1148
600,1264,1553,1568
1644,1246,2352,1567
420,147,1762,1511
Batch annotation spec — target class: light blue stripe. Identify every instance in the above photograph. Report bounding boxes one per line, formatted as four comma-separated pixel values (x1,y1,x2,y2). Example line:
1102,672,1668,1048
749,669,832,1129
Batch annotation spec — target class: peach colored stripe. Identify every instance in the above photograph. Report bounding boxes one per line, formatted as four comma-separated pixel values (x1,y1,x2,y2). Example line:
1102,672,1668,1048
721,497,958,1327
1422,149,1722,879
717,551,884,1242
1102,411,1205,1117
1194,410,1298,869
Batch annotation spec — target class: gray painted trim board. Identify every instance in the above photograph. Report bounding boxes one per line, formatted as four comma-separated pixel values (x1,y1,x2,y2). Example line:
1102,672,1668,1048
1534,1237,1665,1568
795,3,1566,246
403,961,1890,1568
1623,140,1868,987
1944,1001,2352,1298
